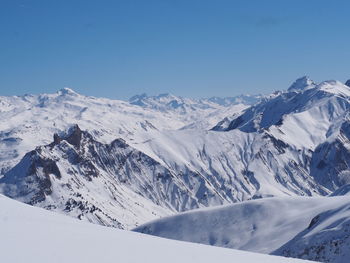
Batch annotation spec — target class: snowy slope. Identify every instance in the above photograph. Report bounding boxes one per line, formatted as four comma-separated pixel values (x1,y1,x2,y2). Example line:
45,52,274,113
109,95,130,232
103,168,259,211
0,89,250,175
0,194,311,263
2,77,350,233
134,195,350,262
0,122,331,230
129,92,261,111
129,92,258,129
271,187,350,262
125,78,350,209
0,90,263,229
274,201,350,262
0,125,174,229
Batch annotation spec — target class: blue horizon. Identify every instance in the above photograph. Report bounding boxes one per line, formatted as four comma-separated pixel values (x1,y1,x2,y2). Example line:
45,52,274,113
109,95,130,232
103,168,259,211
1,0,350,100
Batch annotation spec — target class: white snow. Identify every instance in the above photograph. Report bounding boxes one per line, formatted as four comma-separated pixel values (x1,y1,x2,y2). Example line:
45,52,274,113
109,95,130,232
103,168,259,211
134,195,350,254
0,90,252,175
0,194,310,263
1,78,350,262
2,79,350,230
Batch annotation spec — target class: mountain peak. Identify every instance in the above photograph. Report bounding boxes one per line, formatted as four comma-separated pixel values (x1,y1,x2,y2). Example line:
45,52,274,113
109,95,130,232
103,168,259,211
53,124,84,148
157,93,174,98
57,87,79,96
288,76,316,92
129,93,182,109
345,79,350,87
129,93,148,101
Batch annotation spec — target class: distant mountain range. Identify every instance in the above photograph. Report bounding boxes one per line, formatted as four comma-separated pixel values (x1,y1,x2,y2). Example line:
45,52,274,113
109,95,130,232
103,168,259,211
1,77,350,262
129,92,262,109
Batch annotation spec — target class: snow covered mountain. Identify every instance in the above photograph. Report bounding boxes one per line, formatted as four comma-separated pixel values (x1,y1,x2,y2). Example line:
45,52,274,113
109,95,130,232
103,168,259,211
2,77,350,238
209,77,350,195
0,88,250,176
131,77,350,262
134,195,350,263
0,194,311,263
0,125,172,228
131,77,350,204
272,186,350,262
213,77,350,134
3,124,254,228
274,200,350,262
129,92,261,111
129,92,259,129
0,90,256,228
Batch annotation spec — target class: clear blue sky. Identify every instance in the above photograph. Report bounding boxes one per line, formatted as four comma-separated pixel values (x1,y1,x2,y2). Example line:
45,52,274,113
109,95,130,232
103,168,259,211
1,0,350,99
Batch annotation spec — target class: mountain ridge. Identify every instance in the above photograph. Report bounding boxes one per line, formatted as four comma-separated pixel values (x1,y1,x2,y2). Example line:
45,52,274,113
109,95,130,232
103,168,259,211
2,77,350,251
134,195,350,263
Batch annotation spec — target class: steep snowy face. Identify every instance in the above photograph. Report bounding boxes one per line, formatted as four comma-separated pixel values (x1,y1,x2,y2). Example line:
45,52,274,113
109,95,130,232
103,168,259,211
1,125,249,229
136,78,350,203
133,82,350,202
0,90,160,175
0,122,333,231
3,79,348,228
133,126,330,204
310,120,350,191
287,76,316,92
274,201,350,263
134,195,350,262
0,194,311,263
134,196,350,254
0,125,175,228
2,78,350,232
0,89,249,176
213,79,350,134
207,79,350,195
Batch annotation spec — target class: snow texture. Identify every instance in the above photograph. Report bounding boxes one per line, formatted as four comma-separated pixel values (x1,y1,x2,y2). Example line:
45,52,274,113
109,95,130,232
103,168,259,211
2,78,350,232
135,195,350,262
2,77,350,263
0,194,310,263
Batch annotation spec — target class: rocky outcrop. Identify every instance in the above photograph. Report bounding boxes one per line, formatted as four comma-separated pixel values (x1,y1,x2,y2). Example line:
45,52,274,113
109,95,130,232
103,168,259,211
345,79,350,87
0,125,223,229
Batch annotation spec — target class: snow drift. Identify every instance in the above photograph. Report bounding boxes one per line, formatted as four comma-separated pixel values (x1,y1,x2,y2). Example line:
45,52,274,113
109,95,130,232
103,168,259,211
0,194,310,263
134,195,350,262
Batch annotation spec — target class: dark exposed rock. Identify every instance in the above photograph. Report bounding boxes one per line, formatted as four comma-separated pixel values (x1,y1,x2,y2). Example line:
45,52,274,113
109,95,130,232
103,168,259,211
53,133,61,144
64,124,83,148
310,120,350,191
111,138,128,149
51,125,83,148
0,149,61,204
227,116,244,130
308,215,320,229
262,133,289,154
345,79,350,87
0,125,208,228
274,207,350,263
